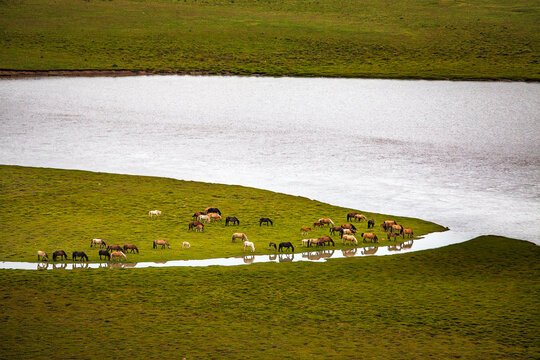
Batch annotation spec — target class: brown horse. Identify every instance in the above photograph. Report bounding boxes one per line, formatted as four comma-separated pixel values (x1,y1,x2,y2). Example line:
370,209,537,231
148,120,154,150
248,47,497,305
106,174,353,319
317,236,335,247
387,232,399,241
402,228,414,238
346,212,358,222
123,244,139,254
52,250,68,261
107,244,123,252
342,235,358,245
361,233,379,243
313,221,324,228
329,226,342,235
317,218,334,227
367,219,375,229
353,214,367,222
208,213,222,222
153,239,170,249
380,220,396,232
391,224,403,234
341,223,357,231
196,224,204,232
188,221,203,230
300,227,311,235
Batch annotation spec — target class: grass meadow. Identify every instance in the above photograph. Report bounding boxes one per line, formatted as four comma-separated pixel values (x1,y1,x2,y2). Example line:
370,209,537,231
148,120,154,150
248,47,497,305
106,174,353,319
0,165,445,263
0,236,538,359
0,0,538,80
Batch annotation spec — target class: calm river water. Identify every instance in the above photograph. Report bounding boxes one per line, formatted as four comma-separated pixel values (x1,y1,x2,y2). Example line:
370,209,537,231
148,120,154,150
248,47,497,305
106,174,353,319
1,76,539,245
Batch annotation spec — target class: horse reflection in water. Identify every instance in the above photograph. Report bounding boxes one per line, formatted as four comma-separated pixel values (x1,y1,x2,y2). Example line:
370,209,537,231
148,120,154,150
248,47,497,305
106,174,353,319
107,262,137,269
243,255,255,264
52,263,67,270
401,240,414,249
72,262,89,270
341,248,357,257
37,263,49,270
388,244,402,252
302,250,334,261
361,247,378,255
278,253,294,262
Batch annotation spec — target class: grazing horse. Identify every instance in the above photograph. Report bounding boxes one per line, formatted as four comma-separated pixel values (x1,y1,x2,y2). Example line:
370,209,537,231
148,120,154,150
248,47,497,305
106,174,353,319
354,214,367,222
192,212,205,220
153,239,170,249
198,214,211,223
225,217,240,226
52,250,68,261
391,224,403,235
339,228,355,238
111,251,127,261
90,238,107,248
259,218,273,226
148,210,162,217
123,244,139,254
300,227,311,235
361,233,379,243
243,241,255,252
317,236,335,247
301,239,312,247
387,232,399,241
188,221,203,230
205,207,221,215
342,235,358,245
269,242,277,250
402,228,414,238
208,213,222,222
72,251,89,262
313,221,324,228
367,219,375,229
98,250,111,261
341,223,357,231
317,218,334,227
329,226,342,235
107,244,123,252
37,251,48,261
182,241,190,248
232,233,248,243
196,224,204,232
278,242,295,252
346,212,358,222
380,220,396,232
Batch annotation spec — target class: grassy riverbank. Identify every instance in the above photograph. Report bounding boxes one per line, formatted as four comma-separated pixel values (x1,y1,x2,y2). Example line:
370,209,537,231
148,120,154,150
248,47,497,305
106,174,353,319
0,165,444,262
0,0,538,80
0,235,538,359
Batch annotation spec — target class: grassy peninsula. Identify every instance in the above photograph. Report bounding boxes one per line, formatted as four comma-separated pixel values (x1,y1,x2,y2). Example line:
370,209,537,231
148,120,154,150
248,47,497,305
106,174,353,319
0,0,538,80
0,165,444,262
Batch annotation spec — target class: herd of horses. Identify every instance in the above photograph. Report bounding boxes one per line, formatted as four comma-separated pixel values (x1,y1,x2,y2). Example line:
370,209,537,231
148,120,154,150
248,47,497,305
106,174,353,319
36,207,414,263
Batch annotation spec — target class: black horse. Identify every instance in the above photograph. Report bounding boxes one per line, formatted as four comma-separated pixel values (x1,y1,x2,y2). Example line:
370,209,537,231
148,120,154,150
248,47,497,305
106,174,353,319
268,242,277,250
367,219,375,229
72,251,89,262
206,207,221,215
225,216,240,226
99,250,111,261
259,217,273,226
278,242,294,252
52,250,68,261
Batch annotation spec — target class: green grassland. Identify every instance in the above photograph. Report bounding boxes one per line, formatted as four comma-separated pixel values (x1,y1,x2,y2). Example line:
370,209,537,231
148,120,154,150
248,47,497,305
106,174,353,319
0,235,538,359
0,0,538,80
0,165,445,262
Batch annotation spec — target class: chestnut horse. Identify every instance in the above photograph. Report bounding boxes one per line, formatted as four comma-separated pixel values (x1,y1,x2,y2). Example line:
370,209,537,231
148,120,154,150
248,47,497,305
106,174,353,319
52,250,68,261
317,218,334,227
402,228,414,238
153,239,170,249
316,236,335,247
300,227,311,235
354,214,367,222
361,233,379,243
111,251,127,261
107,244,123,252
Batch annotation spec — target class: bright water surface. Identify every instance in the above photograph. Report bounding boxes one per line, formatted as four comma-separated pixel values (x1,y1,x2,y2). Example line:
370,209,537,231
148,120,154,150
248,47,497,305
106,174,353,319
1,76,539,247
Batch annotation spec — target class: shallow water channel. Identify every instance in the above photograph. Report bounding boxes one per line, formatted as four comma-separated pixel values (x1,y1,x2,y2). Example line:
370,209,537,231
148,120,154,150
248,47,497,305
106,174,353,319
1,76,539,250
0,230,474,270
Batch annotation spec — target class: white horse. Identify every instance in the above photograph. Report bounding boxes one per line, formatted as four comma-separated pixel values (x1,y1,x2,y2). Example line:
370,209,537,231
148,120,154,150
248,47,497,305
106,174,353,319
90,238,107,248
149,210,162,217
232,233,248,243
243,240,255,253
182,241,191,248
198,214,211,223
301,239,310,247
342,235,358,245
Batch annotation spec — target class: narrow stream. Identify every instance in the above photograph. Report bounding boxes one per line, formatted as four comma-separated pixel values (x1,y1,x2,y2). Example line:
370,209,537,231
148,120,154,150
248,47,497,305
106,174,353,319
0,230,476,270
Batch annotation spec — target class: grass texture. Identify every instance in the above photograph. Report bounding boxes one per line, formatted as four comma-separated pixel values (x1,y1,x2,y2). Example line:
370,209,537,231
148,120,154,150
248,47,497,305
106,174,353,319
0,0,538,80
0,165,445,262
0,235,538,359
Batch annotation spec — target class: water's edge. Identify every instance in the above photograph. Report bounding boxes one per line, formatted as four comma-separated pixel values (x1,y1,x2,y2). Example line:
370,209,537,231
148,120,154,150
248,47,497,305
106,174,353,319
0,230,476,270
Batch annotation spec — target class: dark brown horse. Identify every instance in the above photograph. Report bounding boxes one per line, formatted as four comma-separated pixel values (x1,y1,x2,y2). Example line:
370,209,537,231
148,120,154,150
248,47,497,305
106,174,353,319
72,251,89,262
367,219,375,229
123,244,139,254
387,232,399,241
205,207,221,215
52,250,68,261
259,217,273,226
316,236,335,247
153,239,170,249
346,212,358,222
188,221,203,230
225,216,240,226
98,250,110,261
329,226,342,235
269,242,277,250
107,244,123,252
278,242,295,252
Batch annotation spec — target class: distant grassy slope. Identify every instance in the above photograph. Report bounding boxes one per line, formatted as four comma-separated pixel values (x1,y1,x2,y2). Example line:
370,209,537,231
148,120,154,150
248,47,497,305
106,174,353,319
0,236,538,359
0,0,538,80
0,165,444,262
